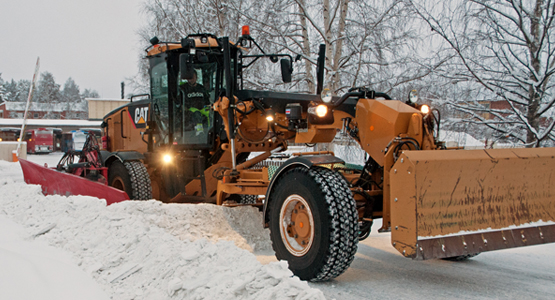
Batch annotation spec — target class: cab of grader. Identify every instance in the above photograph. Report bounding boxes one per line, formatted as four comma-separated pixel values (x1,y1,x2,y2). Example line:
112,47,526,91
99,27,555,281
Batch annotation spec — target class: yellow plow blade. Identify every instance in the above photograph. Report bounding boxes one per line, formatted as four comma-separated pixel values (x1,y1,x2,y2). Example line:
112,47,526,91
390,148,555,259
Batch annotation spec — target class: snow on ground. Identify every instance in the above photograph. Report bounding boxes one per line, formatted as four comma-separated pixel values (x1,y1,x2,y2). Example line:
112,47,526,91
0,216,110,300
0,154,324,300
2,153,555,299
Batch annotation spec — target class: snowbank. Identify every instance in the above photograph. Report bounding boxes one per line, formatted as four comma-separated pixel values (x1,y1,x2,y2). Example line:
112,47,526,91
0,160,325,299
0,215,110,300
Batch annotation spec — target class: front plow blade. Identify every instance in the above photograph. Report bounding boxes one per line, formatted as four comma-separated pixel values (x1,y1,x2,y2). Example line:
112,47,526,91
390,148,555,259
19,159,129,205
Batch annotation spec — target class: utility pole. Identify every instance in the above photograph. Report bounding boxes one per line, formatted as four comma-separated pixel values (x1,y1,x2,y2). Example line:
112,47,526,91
15,57,40,160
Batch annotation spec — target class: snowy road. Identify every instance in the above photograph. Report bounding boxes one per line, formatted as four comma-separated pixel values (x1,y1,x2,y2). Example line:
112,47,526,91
313,225,555,299
2,153,554,299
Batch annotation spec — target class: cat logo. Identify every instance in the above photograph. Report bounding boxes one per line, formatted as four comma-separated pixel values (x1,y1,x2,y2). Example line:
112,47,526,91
135,107,149,125
128,104,149,129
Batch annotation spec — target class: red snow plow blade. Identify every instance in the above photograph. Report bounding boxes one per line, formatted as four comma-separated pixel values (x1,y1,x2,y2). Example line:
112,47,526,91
19,159,129,205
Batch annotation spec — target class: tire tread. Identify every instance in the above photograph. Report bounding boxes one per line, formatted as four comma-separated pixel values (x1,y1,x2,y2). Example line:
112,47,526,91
269,166,358,281
123,161,152,200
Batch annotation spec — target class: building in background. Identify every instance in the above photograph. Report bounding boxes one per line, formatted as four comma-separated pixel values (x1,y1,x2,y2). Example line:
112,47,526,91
86,98,130,120
0,98,132,152
0,101,87,119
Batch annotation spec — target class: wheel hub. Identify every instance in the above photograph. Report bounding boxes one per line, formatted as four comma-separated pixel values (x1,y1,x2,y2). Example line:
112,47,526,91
112,176,125,191
280,195,314,256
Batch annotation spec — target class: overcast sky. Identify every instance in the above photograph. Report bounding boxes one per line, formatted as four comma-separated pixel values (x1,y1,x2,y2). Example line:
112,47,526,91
0,0,146,99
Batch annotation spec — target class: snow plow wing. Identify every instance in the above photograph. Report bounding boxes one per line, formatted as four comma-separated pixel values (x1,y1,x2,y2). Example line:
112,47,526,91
19,159,129,205
390,148,555,259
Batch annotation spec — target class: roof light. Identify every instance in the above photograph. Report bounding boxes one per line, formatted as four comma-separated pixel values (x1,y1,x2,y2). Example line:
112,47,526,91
242,25,250,37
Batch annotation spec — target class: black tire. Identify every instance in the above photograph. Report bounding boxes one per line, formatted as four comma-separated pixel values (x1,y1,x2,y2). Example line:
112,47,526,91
108,161,152,200
443,253,479,261
268,166,358,281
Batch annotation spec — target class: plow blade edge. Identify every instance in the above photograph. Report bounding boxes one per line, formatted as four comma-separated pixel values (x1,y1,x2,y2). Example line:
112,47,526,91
389,148,555,259
19,159,129,205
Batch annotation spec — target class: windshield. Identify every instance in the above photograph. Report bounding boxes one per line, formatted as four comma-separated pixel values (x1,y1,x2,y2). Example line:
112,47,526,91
73,132,86,150
35,130,53,143
173,62,218,146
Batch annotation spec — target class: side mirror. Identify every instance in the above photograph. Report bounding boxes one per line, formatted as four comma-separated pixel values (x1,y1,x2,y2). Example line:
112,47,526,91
280,58,293,83
179,54,195,80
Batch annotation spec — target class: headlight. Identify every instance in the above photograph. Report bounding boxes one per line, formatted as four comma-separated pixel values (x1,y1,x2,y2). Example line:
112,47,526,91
420,104,430,114
308,105,328,117
265,110,275,122
321,88,332,103
307,104,334,125
163,154,172,164
316,105,328,117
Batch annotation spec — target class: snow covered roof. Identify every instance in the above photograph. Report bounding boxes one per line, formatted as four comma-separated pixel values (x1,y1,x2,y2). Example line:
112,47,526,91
0,118,101,127
2,102,86,112
439,130,484,147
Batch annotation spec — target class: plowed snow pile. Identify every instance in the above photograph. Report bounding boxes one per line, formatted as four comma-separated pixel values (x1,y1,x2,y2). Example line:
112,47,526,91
0,160,325,299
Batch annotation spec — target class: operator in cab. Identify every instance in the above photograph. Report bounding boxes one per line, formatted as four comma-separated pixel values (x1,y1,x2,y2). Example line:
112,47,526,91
178,70,210,140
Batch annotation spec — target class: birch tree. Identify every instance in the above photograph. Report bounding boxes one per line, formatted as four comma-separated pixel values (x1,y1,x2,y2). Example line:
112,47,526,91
412,0,555,147
136,0,436,98
234,0,424,95
141,0,245,41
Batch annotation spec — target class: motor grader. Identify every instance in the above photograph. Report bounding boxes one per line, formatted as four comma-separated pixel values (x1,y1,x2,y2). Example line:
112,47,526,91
21,28,555,282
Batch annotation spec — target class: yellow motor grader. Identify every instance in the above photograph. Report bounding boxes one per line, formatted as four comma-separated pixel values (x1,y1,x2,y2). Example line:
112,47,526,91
23,28,555,281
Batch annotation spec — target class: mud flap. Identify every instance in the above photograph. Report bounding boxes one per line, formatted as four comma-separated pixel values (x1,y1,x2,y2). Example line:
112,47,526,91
389,148,555,259
20,159,129,205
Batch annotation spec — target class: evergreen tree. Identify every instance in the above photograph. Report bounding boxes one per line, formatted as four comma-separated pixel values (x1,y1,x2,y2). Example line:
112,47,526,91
2,79,31,102
0,73,6,102
60,78,82,119
36,72,61,103
81,89,100,99
2,79,17,102
61,77,82,102
14,80,31,102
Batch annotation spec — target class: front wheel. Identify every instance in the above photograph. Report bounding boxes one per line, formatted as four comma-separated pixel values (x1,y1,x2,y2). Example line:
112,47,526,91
268,167,358,281
108,160,152,200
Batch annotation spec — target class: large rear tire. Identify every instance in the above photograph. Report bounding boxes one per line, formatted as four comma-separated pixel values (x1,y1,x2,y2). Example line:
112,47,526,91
108,161,152,200
268,167,358,281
